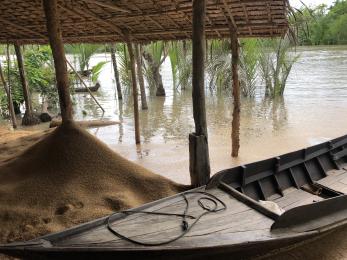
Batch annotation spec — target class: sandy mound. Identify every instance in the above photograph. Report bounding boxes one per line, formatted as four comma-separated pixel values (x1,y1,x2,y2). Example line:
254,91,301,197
0,127,52,163
0,122,186,244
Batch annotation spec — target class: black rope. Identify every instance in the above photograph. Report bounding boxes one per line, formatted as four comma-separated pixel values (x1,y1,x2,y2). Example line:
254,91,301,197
106,191,227,246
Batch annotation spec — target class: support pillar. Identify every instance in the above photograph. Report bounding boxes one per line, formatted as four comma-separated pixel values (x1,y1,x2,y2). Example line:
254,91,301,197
43,0,73,123
230,27,240,157
110,45,123,100
135,44,148,110
14,43,40,126
190,0,210,187
126,41,141,144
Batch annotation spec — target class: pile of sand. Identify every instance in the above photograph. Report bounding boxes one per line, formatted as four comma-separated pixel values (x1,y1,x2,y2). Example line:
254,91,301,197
0,127,52,163
0,122,185,244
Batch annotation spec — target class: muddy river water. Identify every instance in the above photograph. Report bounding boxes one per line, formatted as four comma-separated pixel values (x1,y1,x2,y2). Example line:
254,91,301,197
74,45,347,185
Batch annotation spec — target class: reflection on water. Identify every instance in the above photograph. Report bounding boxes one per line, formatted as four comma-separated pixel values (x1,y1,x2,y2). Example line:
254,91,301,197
73,45,347,184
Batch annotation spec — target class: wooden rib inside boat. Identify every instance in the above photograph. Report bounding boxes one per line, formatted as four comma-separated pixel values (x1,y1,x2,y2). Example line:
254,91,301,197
2,134,347,259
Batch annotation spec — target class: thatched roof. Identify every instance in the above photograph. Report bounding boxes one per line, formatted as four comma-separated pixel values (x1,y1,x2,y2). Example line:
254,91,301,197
0,0,289,44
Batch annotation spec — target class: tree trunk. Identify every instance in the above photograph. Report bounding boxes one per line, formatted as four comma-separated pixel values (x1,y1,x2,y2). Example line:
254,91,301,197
110,45,123,100
127,42,141,144
230,27,241,157
0,62,17,129
190,0,210,187
14,43,40,126
43,0,73,123
135,44,148,110
143,51,166,97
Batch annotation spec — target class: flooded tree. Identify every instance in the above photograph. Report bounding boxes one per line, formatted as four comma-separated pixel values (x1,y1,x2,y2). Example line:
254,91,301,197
142,42,167,96
259,37,299,97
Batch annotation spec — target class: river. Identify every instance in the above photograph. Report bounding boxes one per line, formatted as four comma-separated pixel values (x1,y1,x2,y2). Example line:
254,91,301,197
71,45,346,184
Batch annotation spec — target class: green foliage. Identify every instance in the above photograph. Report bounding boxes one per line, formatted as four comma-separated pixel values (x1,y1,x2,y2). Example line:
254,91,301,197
0,45,57,114
24,46,56,99
167,41,192,90
0,86,8,118
294,1,347,45
65,44,103,71
239,39,260,97
258,37,299,97
206,40,232,91
115,43,131,88
91,61,108,84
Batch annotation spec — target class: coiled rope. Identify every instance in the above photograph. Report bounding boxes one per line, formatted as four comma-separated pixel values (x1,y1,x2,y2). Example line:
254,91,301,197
106,191,226,246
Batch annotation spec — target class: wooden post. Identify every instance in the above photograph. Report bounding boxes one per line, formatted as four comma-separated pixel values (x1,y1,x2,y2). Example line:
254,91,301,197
126,41,141,144
0,62,17,129
135,44,148,110
230,26,241,157
14,43,40,126
110,45,123,100
190,0,210,187
66,59,105,112
43,0,73,123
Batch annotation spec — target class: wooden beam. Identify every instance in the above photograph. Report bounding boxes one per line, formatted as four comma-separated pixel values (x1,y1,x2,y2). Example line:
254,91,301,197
222,0,238,29
189,0,210,187
81,0,130,13
126,40,141,144
43,0,73,123
0,61,17,129
58,3,124,38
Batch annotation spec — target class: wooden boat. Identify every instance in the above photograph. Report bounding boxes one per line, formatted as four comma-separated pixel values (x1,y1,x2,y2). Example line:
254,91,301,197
69,69,92,77
2,134,347,259
74,83,100,93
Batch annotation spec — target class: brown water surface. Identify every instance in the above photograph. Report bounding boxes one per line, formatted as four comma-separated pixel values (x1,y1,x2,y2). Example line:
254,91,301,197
71,45,347,184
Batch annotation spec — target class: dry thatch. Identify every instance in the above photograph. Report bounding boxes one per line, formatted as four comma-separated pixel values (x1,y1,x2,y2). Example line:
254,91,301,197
0,0,288,44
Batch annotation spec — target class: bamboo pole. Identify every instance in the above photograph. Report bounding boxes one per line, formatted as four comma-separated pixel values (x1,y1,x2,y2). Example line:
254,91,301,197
230,26,241,157
0,62,17,129
43,0,73,123
189,0,211,187
135,44,148,110
14,43,39,126
66,59,105,112
126,41,141,144
110,45,123,100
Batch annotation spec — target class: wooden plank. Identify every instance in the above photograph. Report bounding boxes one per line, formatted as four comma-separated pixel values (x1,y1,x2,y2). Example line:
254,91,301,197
272,188,323,210
57,189,271,246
